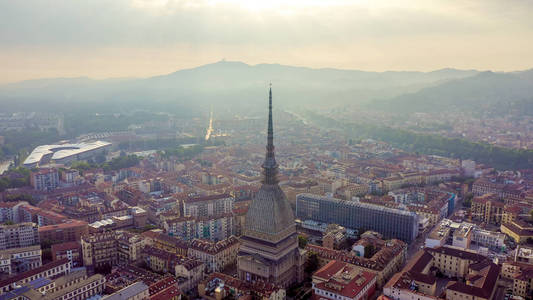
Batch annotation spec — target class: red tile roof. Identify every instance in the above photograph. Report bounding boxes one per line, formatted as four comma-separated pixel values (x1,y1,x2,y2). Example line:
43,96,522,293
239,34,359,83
313,260,376,299
51,241,80,252
38,219,88,231
185,193,232,203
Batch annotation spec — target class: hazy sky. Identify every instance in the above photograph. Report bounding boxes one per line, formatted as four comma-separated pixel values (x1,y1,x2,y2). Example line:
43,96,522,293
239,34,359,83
1,0,533,83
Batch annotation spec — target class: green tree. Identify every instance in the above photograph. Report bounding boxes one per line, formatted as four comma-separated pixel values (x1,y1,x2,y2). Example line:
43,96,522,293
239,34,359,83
298,235,308,249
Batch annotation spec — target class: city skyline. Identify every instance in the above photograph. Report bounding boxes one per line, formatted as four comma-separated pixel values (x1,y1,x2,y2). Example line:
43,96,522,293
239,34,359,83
1,2,533,299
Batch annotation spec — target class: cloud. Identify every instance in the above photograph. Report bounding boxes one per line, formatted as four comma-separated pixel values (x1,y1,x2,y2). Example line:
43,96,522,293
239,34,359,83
0,0,532,82
2,0,529,47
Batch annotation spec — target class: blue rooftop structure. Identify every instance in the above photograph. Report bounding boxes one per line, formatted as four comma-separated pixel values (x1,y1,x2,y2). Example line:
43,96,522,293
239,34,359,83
0,286,31,300
28,277,52,289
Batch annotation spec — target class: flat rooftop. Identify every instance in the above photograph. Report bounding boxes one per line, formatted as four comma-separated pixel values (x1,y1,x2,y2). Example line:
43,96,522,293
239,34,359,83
24,140,111,166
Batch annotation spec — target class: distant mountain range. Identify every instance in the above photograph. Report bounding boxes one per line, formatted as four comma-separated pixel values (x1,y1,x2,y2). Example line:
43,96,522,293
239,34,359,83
369,69,533,114
1,60,531,116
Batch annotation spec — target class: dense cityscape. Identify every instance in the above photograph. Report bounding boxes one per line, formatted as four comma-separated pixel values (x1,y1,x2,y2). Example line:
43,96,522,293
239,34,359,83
0,84,531,300
2,1,533,300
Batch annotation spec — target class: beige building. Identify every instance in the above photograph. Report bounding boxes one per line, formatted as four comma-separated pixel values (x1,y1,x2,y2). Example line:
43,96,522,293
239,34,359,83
142,245,182,274
501,247,533,299
188,236,239,273
141,230,189,257
282,181,322,207
513,268,533,299
471,193,504,225
335,183,369,200
501,218,533,243
451,223,473,249
307,237,406,288
429,247,484,278
384,246,499,300
174,258,205,293
81,231,118,271
382,172,424,192
408,206,441,227
312,260,377,300
322,225,347,250
116,231,145,264
82,231,146,271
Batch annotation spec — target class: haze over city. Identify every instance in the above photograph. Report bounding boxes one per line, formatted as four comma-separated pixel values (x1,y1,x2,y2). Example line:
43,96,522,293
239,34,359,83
1,1,533,300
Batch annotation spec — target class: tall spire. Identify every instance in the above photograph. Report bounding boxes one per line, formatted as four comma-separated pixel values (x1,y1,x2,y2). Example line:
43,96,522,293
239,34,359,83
262,83,278,184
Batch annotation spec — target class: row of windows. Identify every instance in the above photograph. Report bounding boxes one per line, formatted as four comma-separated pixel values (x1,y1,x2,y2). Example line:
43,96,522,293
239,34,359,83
296,196,418,242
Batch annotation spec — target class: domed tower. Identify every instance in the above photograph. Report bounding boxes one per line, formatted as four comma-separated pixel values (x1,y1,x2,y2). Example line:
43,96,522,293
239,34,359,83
237,85,304,287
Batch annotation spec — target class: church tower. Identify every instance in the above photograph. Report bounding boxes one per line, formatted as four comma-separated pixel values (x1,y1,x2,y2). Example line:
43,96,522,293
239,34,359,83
237,85,304,287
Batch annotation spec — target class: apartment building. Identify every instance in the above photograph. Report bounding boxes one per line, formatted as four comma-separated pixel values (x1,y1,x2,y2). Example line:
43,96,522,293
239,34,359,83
19,205,69,226
384,246,499,300
0,222,39,250
82,231,147,272
427,247,486,278
296,194,419,242
312,260,377,300
38,220,88,244
81,231,118,272
382,172,424,192
31,168,60,191
281,180,322,206
142,230,189,257
0,201,27,223
116,231,145,264
0,258,71,293
188,236,239,273
471,193,504,225
163,213,233,242
142,245,182,274
472,178,504,196
51,241,82,267
165,193,236,242
501,218,533,243
426,219,506,251
513,268,533,299
471,228,505,249
0,245,42,275
183,193,234,218
501,261,533,298
0,268,105,300
306,238,406,288
174,258,205,293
